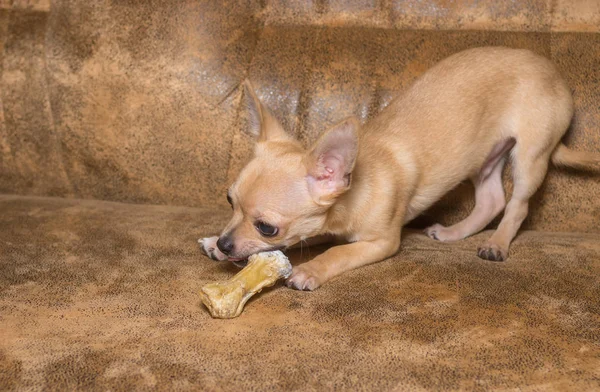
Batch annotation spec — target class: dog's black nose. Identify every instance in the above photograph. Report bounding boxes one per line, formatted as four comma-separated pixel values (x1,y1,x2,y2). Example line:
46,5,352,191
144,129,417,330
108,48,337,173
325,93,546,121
216,235,234,255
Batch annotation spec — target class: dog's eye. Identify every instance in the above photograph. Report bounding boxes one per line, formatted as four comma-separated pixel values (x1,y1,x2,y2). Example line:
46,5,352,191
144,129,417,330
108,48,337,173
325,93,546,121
226,193,233,209
255,221,278,237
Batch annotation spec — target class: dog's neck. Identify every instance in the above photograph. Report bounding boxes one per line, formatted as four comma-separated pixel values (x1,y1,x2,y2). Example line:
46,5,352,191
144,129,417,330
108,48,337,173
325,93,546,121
320,128,416,240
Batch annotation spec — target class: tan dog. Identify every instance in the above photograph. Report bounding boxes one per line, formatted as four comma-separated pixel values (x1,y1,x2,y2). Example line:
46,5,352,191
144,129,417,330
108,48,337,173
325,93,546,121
200,47,599,291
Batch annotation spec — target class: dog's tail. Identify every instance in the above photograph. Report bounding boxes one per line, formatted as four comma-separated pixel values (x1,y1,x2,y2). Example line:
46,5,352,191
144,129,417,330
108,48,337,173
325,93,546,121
551,144,600,171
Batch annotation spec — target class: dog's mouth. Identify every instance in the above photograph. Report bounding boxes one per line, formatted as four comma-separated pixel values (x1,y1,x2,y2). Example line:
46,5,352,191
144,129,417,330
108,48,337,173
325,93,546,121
227,246,286,268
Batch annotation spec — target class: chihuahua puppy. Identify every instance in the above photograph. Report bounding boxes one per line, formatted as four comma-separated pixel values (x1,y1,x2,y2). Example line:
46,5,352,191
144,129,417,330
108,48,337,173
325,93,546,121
200,47,599,291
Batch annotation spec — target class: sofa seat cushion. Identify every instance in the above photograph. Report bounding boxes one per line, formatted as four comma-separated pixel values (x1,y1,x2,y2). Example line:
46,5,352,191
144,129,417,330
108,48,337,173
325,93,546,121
1,195,599,390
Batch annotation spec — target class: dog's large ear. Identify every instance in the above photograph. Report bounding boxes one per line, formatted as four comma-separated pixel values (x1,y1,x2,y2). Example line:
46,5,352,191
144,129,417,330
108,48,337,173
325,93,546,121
304,117,359,205
243,80,292,143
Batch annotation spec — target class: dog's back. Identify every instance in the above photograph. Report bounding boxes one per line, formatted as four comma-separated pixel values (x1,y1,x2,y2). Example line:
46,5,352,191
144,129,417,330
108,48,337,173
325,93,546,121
362,47,574,223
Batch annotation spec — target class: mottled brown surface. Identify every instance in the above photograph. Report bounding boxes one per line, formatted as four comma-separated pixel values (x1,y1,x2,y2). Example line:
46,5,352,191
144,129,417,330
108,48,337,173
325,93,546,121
0,2,599,231
1,195,599,390
264,0,600,32
1,2,600,390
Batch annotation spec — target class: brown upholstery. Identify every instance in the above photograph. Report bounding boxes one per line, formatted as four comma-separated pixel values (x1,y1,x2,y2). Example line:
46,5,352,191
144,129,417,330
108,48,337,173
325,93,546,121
1,1,599,230
1,1,599,390
1,195,600,390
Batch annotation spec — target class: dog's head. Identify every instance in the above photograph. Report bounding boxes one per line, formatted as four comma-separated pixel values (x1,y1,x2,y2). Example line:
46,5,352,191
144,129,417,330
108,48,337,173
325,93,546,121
216,81,359,261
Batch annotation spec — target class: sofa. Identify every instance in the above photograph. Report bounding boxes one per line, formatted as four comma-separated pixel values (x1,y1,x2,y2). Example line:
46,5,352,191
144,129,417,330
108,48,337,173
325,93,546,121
1,1,599,390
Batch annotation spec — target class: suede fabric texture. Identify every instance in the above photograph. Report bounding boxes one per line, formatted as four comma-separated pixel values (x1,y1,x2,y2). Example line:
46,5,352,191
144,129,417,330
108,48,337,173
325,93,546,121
0,1,599,231
1,195,600,391
1,1,600,391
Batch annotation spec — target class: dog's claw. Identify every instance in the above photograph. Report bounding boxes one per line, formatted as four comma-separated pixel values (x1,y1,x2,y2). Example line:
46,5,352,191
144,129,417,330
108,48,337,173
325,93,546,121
477,243,506,262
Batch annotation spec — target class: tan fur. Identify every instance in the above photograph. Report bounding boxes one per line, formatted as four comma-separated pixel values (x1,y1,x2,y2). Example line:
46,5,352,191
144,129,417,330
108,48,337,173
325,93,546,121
552,143,600,170
201,47,600,290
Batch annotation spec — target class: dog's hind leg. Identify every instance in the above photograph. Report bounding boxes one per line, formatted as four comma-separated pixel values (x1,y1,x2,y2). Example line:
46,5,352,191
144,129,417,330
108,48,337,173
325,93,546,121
477,144,552,261
425,139,514,242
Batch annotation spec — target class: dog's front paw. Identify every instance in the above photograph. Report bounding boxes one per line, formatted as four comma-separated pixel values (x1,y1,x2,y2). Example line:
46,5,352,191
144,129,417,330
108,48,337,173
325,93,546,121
285,263,325,291
477,242,507,262
198,237,228,261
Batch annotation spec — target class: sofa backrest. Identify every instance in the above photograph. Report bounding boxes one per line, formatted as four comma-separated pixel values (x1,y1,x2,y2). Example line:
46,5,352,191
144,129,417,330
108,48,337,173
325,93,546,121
1,1,598,232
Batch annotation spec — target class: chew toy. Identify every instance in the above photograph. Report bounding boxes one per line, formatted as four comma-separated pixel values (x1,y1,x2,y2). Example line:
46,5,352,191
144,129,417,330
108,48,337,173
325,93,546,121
199,250,292,318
